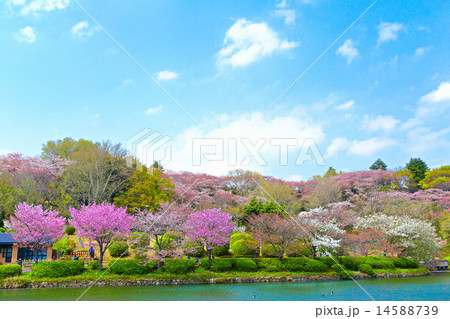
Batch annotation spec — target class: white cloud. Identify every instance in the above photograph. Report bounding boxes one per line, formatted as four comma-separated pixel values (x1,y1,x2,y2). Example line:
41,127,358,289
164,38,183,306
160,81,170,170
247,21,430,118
413,46,431,58
336,100,355,110
272,9,296,25
157,70,179,81
71,21,97,37
16,0,69,16
14,26,36,43
276,0,289,8
216,19,299,68
377,22,405,45
405,127,450,153
416,81,450,117
336,39,359,64
362,114,400,132
325,137,349,158
285,174,304,182
146,105,164,115
349,137,396,156
162,112,325,175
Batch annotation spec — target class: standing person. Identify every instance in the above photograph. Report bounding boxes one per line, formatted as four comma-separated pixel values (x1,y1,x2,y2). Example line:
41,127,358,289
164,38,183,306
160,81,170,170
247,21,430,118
17,259,23,267
89,246,95,260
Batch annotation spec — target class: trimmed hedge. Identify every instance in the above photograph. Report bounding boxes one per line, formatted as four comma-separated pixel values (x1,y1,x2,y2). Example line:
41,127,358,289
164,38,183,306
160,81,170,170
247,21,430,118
255,258,284,272
108,241,129,258
108,259,157,275
282,257,309,272
315,257,335,267
0,264,22,279
88,260,99,270
183,242,205,258
212,243,230,257
338,256,361,271
358,263,375,276
303,259,329,272
231,258,258,272
261,245,280,258
361,256,395,269
391,257,419,269
32,261,84,278
231,239,257,256
331,264,351,280
163,259,196,274
210,259,233,272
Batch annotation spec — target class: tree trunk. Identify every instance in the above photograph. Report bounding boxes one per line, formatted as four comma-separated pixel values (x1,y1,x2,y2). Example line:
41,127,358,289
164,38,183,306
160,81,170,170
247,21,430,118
99,249,104,270
310,246,316,259
207,249,212,261
35,250,40,264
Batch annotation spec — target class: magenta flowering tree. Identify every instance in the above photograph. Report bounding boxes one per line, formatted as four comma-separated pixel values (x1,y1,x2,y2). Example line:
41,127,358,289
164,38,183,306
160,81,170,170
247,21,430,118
69,202,135,269
184,208,235,261
9,203,66,262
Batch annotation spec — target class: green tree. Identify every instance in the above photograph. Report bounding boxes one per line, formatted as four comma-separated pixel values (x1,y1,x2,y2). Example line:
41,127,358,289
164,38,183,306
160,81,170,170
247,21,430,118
41,137,93,160
406,158,429,185
324,167,338,179
114,169,175,213
370,159,387,170
419,166,450,191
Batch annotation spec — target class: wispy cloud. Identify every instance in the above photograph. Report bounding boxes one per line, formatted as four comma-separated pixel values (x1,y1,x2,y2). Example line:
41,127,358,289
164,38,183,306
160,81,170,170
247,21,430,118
157,70,179,81
12,0,70,16
216,19,298,68
362,114,400,132
146,105,164,115
326,136,397,157
377,22,405,45
14,26,36,43
336,100,355,110
272,9,296,25
71,21,98,37
413,46,431,58
336,39,359,64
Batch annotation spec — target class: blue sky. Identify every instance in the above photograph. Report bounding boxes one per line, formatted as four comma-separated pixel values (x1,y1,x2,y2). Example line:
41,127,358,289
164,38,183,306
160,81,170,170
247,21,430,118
1,0,449,180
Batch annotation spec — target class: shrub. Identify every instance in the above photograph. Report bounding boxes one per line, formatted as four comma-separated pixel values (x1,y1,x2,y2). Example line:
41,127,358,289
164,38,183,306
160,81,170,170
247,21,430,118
232,239,257,256
210,259,233,272
0,227,6,233
231,258,258,272
315,257,335,267
182,242,204,258
53,238,76,256
88,260,99,270
163,259,196,274
331,264,351,280
0,264,22,279
256,258,284,272
32,261,84,278
261,245,280,258
199,258,211,269
282,257,310,272
65,225,76,235
108,259,157,275
108,241,129,258
392,257,419,269
337,256,360,271
212,243,230,256
230,233,253,246
129,232,150,248
358,263,375,276
304,259,329,272
361,256,395,269
286,244,311,257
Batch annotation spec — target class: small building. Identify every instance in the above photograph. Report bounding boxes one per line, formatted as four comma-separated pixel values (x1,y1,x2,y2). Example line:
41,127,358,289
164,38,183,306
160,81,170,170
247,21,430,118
0,233,54,264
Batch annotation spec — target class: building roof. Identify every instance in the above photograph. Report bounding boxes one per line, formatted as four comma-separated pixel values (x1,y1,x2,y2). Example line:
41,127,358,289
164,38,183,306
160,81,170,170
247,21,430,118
0,233,16,244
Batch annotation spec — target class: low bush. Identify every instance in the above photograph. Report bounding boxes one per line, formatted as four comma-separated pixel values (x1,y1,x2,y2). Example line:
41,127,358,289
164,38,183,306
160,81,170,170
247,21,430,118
210,259,233,272
358,263,375,276
282,257,309,272
331,264,351,280
163,259,196,274
53,238,76,256
315,257,335,267
231,239,257,256
230,233,254,246
0,264,22,279
285,244,311,257
182,242,205,258
88,260,99,270
391,257,419,269
361,256,395,269
261,245,280,258
212,243,230,257
338,256,360,271
108,259,157,275
0,227,7,233
108,241,129,258
32,261,84,278
256,258,284,272
303,259,329,272
231,258,258,272
65,225,76,235
199,258,211,269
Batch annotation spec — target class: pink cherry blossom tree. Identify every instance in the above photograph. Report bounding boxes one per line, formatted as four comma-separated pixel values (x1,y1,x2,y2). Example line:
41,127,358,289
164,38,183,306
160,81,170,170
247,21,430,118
184,208,235,261
135,202,191,271
9,203,66,263
69,202,135,269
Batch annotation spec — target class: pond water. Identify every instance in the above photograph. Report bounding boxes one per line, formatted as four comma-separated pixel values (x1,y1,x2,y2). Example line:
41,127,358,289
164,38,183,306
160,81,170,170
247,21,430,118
1,272,449,301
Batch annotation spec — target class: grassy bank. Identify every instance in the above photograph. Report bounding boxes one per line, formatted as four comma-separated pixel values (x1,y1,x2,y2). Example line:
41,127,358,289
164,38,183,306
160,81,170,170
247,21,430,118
0,267,429,290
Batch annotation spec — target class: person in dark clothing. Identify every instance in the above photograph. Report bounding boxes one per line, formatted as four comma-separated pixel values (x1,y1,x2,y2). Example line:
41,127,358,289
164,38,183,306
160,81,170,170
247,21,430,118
89,246,95,260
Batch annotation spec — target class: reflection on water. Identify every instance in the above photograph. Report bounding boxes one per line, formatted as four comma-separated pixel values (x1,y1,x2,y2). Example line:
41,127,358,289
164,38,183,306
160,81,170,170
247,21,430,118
0,272,449,301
